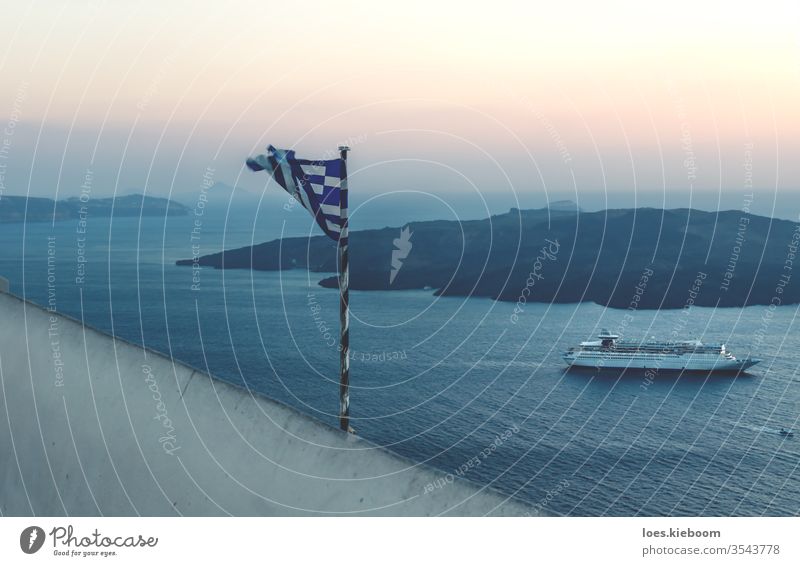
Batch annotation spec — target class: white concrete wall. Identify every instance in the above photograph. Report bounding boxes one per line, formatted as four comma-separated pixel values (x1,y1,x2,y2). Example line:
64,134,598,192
0,291,537,516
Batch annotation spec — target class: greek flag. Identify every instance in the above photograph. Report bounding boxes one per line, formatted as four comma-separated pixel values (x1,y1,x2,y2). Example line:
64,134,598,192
246,145,347,241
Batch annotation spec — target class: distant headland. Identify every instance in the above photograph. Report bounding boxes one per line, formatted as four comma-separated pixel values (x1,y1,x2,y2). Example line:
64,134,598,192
0,193,190,223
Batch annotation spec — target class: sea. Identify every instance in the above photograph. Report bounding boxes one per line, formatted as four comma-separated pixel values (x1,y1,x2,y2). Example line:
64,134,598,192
1,211,798,516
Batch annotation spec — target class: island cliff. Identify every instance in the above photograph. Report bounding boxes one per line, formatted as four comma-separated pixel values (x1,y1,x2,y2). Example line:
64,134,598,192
176,207,800,309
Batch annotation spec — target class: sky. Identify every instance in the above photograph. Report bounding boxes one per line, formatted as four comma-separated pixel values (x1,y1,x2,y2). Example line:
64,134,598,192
1,0,799,217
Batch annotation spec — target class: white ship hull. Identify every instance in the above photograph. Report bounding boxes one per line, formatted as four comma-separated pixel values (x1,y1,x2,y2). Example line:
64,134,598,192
562,352,760,372
562,330,760,373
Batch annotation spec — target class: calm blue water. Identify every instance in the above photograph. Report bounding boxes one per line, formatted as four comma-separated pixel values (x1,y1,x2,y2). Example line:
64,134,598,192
1,214,799,516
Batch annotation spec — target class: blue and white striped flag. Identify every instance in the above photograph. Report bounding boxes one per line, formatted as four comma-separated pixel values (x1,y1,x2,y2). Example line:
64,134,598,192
246,145,347,241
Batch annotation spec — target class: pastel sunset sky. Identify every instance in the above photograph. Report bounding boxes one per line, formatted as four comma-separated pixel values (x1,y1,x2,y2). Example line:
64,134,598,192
1,0,798,215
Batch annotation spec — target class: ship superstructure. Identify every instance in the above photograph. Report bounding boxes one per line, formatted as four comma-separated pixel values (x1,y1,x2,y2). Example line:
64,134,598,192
562,330,760,372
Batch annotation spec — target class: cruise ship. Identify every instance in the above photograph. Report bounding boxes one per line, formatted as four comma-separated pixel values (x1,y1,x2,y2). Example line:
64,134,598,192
562,329,761,372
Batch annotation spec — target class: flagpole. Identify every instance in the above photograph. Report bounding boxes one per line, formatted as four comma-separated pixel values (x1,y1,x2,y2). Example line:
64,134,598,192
338,145,352,433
